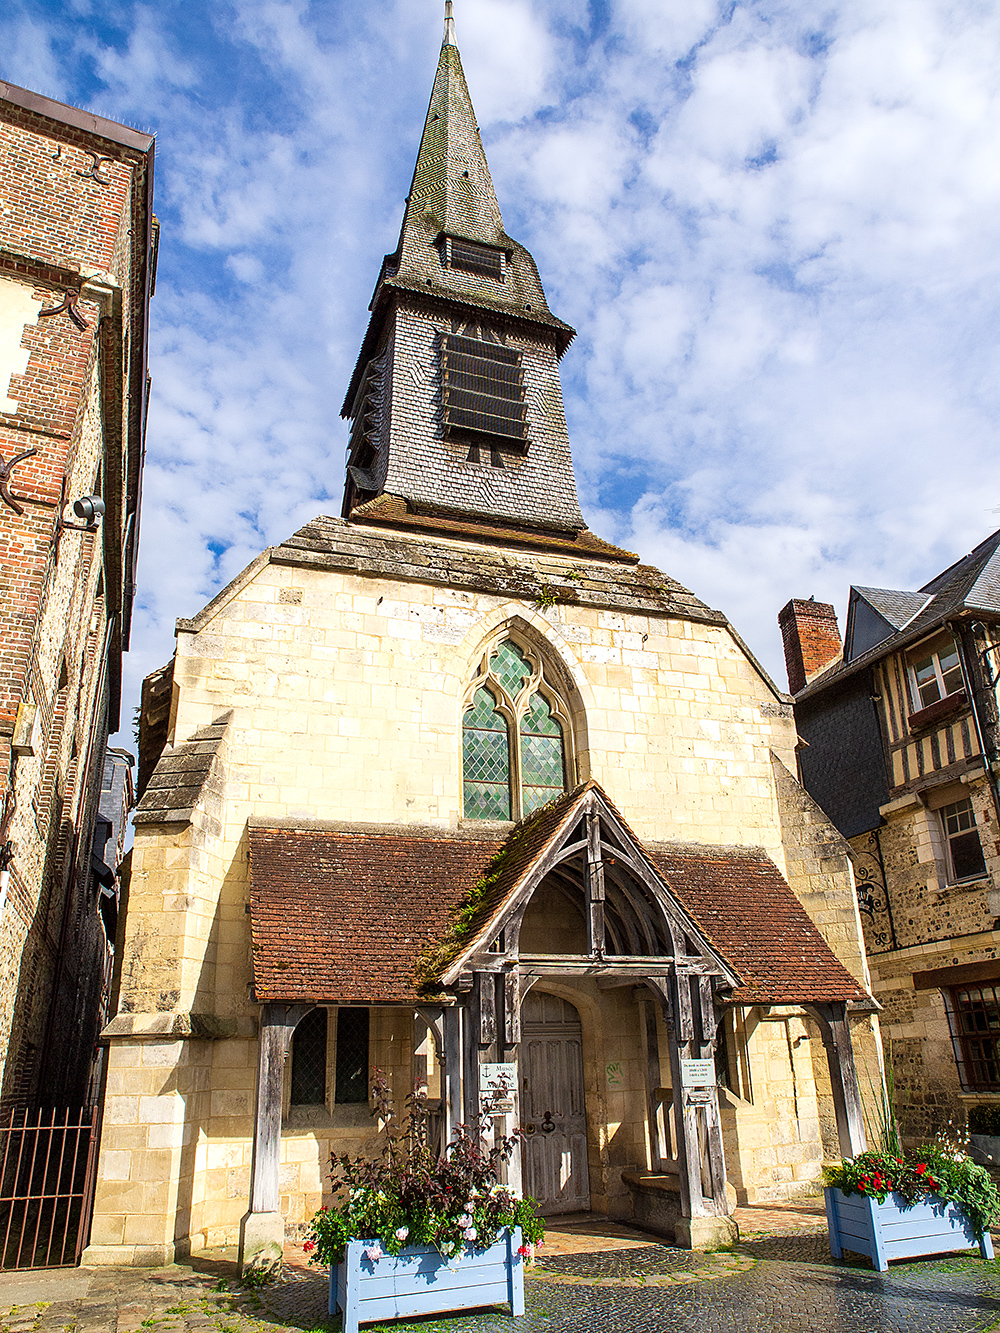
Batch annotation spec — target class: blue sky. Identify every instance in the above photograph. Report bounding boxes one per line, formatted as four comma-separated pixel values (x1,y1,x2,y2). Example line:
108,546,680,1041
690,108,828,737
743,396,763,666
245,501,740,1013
3,0,1000,737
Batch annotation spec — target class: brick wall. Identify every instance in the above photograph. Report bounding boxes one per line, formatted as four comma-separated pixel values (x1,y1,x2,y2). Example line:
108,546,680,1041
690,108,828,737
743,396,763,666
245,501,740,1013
0,85,152,1105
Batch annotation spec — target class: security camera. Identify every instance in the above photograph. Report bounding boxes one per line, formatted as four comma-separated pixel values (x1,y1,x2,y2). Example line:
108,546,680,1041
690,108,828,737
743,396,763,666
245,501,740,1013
72,495,105,523
59,494,106,535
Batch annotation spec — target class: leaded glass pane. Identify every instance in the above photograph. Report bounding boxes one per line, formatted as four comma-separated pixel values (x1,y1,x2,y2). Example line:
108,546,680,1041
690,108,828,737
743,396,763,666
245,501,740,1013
491,641,531,699
290,1007,327,1105
335,1007,370,1104
463,687,511,819
520,692,565,815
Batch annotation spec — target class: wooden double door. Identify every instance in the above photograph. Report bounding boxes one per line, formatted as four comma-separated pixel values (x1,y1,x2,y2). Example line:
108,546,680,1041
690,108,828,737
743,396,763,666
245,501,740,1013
520,992,590,1214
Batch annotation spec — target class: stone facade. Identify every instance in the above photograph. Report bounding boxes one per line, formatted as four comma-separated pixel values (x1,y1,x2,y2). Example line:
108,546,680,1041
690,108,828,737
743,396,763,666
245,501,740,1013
84,534,879,1263
83,21,879,1267
0,80,153,1106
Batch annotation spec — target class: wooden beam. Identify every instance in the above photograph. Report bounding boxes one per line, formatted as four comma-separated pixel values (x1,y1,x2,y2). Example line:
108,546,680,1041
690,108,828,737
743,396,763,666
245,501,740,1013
478,971,497,1047
249,1003,313,1215
805,1002,867,1158
503,969,520,1048
443,1005,462,1148
585,810,606,958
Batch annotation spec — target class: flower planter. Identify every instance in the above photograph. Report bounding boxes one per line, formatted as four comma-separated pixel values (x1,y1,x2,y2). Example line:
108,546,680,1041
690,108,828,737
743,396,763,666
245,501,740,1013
824,1187,994,1271
329,1228,524,1333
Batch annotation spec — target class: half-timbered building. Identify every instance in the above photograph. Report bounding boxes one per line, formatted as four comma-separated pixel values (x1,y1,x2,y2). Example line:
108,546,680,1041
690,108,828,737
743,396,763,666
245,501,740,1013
783,532,1000,1147
83,10,881,1270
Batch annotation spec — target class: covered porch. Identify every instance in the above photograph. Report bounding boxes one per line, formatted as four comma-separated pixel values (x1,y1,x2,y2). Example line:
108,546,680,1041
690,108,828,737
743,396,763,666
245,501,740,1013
242,783,875,1270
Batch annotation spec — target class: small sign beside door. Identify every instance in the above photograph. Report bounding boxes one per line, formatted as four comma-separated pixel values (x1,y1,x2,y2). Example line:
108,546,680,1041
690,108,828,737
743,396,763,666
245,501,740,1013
480,1062,517,1113
680,1058,716,1088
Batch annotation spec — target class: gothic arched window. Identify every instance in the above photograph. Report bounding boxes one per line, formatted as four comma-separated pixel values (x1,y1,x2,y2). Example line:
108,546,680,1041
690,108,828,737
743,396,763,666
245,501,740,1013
462,639,570,820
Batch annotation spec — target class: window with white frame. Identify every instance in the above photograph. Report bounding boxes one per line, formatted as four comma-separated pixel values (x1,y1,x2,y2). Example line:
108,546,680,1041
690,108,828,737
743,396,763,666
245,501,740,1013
940,797,986,882
462,638,571,820
907,632,964,710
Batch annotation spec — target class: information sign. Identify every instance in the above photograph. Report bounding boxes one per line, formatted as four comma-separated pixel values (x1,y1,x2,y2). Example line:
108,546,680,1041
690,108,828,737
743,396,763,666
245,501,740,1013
680,1058,716,1088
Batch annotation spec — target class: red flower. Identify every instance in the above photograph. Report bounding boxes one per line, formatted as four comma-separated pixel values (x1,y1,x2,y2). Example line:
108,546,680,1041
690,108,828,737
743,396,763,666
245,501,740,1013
517,1245,530,1257
916,1164,927,1174
302,1241,316,1253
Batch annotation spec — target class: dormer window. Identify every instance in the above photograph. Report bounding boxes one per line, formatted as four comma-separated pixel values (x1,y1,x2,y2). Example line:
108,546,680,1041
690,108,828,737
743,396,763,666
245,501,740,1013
907,632,963,710
441,236,505,281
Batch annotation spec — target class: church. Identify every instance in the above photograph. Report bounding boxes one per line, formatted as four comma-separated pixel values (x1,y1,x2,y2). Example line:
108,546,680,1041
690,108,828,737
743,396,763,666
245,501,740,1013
83,10,882,1269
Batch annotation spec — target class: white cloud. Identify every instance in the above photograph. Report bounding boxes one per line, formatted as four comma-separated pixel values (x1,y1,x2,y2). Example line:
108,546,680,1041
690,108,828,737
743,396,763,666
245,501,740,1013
2,0,1000,726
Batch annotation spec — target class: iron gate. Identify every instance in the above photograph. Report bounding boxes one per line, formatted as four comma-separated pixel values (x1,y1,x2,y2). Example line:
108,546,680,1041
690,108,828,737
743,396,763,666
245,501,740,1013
0,1107,100,1268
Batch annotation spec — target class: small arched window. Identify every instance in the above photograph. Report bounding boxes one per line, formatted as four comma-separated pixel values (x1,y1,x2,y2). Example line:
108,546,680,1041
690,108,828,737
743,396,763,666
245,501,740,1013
462,639,569,820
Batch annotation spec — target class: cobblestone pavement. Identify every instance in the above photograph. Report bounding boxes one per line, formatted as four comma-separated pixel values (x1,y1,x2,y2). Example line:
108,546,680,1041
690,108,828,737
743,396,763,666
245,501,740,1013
3,1209,1000,1333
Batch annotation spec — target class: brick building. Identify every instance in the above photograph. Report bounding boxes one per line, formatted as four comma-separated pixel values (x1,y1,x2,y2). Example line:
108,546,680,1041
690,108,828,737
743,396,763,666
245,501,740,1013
781,533,1000,1144
0,81,154,1108
84,12,882,1270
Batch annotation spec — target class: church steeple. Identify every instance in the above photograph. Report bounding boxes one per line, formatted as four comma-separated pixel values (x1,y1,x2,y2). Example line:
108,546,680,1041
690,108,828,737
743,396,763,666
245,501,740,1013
341,6,585,536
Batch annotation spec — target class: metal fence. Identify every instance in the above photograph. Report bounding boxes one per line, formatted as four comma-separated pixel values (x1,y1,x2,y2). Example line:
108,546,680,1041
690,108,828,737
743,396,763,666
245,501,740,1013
0,1106,99,1268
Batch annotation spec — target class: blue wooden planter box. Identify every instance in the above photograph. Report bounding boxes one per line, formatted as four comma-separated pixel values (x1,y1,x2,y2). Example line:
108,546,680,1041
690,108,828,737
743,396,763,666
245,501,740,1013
824,1187,994,1271
329,1227,524,1333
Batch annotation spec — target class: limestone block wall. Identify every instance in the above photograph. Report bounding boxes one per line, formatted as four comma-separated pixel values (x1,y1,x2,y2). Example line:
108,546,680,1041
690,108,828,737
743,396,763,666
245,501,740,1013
165,545,801,862
87,539,878,1255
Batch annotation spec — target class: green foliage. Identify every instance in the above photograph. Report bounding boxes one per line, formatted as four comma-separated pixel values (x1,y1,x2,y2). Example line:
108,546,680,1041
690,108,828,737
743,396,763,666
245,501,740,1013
863,1054,903,1159
969,1104,1000,1137
533,586,558,609
238,1264,277,1289
825,1143,1000,1237
304,1072,544,1268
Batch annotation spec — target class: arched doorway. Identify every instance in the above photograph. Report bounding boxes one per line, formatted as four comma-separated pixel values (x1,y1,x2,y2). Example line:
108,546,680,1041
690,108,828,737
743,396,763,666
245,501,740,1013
521,991,590,1214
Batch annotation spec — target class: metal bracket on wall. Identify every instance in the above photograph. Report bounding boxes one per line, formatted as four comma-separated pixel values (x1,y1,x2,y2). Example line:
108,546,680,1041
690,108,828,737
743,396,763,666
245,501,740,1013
39,290,89,331
0,447,38,516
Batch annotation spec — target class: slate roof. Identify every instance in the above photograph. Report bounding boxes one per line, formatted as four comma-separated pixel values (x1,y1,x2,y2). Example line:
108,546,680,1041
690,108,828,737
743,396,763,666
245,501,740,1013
248,785,869,1007
797,527,1000,701
133,712,231,825
342,28,574,416
852,587,930,629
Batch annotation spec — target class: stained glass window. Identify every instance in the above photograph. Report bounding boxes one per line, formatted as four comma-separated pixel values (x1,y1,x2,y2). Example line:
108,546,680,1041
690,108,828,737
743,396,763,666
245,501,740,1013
520,692,565,814
290,1007,327,1105
335,1007,370,1104
463,687,511,819
491,641,531,699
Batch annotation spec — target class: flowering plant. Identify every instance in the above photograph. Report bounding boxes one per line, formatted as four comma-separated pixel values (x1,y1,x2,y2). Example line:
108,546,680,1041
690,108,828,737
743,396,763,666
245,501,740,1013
304,1071,544,1266
824,1142,1000,1237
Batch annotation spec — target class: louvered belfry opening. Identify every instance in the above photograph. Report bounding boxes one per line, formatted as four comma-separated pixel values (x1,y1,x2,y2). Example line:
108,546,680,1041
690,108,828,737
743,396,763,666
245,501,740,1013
441,332,528,449
447,237,505,280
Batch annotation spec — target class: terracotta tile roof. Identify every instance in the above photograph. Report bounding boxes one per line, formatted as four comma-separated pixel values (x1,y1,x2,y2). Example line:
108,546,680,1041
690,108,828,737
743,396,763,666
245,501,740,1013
249,824,505,1003
646,842,867,1005
249,793,870,1007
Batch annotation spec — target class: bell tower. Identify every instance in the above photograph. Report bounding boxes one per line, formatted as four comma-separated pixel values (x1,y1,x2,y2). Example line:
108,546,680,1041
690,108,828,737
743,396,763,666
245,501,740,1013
342,3,586,536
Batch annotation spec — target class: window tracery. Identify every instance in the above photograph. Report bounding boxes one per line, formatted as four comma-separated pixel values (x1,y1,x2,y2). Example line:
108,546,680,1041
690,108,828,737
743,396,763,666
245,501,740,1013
462,638,571,820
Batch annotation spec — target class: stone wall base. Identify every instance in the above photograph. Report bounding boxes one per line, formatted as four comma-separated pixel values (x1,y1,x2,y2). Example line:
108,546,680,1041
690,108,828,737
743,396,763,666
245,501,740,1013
622,1170,737,1251
80,1242,182,1267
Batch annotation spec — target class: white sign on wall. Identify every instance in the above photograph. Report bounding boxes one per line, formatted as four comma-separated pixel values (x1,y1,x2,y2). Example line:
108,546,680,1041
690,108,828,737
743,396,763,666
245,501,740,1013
680,1058,716,1088
480,1062,517,1113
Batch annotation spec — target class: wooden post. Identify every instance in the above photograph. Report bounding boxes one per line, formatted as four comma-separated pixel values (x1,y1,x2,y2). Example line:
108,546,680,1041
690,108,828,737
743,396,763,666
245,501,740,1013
585,809,606,958
641,997,666,1170
806,1002,867,1158
443,1005,462,1149
240,1002,313,1274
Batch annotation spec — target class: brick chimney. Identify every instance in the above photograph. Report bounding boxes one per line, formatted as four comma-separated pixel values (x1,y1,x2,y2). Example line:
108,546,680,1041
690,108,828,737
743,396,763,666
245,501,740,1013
778,599,842,695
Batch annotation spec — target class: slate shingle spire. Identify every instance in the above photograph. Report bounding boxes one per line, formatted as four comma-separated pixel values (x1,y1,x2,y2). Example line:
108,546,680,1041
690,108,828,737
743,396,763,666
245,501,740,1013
341,5,587,537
